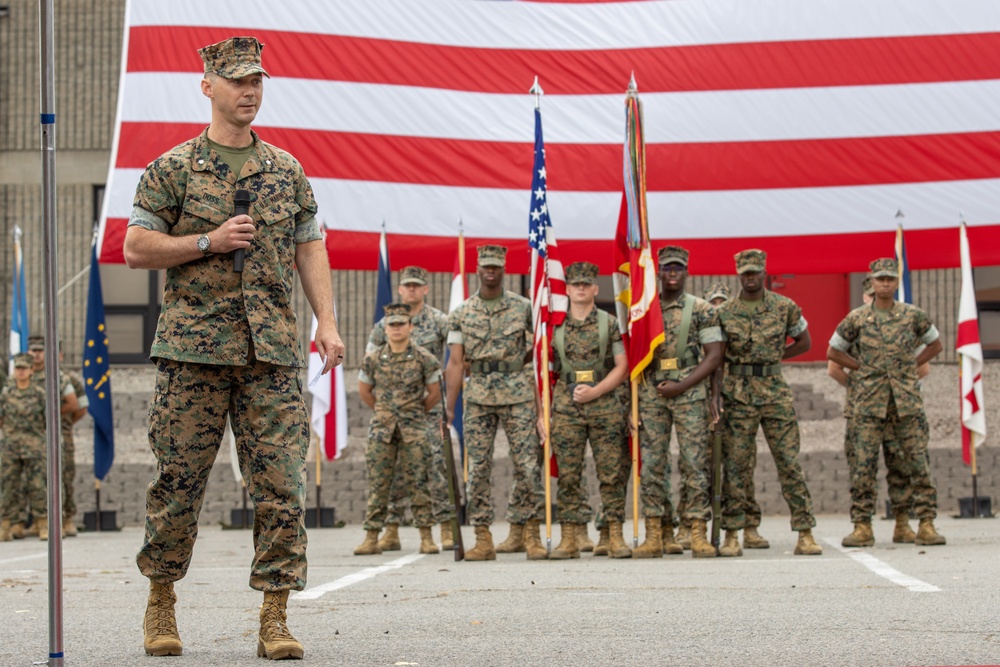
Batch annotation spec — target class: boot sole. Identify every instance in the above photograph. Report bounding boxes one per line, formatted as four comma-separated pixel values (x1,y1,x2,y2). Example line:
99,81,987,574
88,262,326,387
744,542,770,549
610,550,633,559
892,536,916,544
794,548,823,555
841,540,874,547
914,539,946,546
257,641,303,660
144,642,182,657
464,553,497,561
664,546,684,555
549,552,580,560
632,552,663,559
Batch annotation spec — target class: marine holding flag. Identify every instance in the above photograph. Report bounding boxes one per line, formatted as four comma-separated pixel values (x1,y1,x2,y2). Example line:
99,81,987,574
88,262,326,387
121,36,344,661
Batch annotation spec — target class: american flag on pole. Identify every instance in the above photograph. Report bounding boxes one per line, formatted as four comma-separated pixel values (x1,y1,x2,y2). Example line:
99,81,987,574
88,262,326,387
99,0,1000,274
894,216,912,304
529,104,567,394
957,222,986,465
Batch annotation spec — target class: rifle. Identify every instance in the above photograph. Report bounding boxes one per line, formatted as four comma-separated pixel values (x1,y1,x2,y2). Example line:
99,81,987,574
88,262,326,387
440,379,465,561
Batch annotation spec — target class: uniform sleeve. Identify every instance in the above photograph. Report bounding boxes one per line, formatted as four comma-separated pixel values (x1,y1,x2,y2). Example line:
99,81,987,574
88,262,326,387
829,312,859,352
366,320,387,355
291,158,322,244
697,302,724,345
610,324,625,357
423,352,442,385
912,308,939,344
447,307,464,345
132,156,183,228
358,354,375,386
786,301,808,338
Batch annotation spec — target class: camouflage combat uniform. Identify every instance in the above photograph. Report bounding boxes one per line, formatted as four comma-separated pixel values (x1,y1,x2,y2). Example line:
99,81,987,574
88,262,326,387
448,290,543,526
359,341,441,530
60,371,88,521
366,304,454,525
130,127,319,591
639,293,722,522
718,290,817,531
830,303,940,522
550,309,629,524
0,383,48,523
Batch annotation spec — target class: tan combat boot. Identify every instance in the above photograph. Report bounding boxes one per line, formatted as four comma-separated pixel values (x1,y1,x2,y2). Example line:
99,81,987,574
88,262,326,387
353,530,382,555
662,525,684,555
794,529,823,555
36,517,49,542
418,526,440,554
914,518,946,546
841,522,874,547
10,522,25,540
496,523,526,553
524,520,549,560
632,518,663,558
550,523,580,560
143,581,183,656
675,523,692,550
440,522,455,551
464,525,496,561
25,521,39,537
258,590,304,660
718,530,743,557
608,521,632,559
0,520,11,542
592,526,610,556
689,520,716,558
743,525,770,549
377,524,401,551
575,524,595,553
63,516,77,538
893,513,916,544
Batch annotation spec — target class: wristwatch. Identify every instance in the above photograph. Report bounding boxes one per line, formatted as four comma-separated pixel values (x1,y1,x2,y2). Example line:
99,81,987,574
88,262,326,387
197,234,212,255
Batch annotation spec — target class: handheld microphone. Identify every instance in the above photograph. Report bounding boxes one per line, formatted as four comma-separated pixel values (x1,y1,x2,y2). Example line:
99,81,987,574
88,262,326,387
233,189,252,273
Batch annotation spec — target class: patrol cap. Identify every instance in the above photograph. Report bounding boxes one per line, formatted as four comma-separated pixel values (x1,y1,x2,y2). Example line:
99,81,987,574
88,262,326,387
703,282,731,303
869,258,899,278
399,266,429,286
862,275,875,296
383,303,412,325
657,245,689,268
198,37,270,80
28,335,45,351
565,261,599,285
735,249,767,274
477,244,507,267
13,353,32,369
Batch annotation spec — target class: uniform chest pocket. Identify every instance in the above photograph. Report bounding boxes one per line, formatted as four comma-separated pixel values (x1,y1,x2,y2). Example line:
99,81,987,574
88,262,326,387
723,315,751,352
180,198,229,234
858,327,883,353
754,313,785,350
257,196,300,228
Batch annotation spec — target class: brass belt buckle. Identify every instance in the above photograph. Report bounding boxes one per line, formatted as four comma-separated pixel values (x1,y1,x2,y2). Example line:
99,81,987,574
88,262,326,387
659,358,678,371
574,370,594,383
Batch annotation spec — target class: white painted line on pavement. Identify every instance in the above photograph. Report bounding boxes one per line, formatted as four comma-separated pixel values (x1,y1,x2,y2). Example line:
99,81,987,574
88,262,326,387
0,552,46,567
293,553,426,600
823,538,941,593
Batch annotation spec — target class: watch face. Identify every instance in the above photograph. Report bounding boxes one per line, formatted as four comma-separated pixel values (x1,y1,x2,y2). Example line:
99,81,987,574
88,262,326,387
198,235,210,252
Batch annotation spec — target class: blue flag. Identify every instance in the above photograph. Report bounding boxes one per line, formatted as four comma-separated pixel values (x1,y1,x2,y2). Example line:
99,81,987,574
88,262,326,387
894,222,912,304
374,227,392,324
83,240,114,481
9,225,29,372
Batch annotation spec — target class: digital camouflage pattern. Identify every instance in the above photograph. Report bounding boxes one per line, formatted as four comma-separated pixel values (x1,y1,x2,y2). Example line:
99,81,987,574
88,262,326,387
830,301,940,522
550,308,629,524
366,305,454,524
0,384,49,522
136,359,310,591
718,290,816,532
198,36,270,79
129,128,321,368
637,294,721,522
448,290,543,526
830,303,938,419
359,342,442,530
447,291,535,406
60,371,87,519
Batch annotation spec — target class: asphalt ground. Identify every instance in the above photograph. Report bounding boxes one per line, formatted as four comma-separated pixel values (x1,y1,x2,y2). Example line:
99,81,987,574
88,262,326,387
1,514,998,667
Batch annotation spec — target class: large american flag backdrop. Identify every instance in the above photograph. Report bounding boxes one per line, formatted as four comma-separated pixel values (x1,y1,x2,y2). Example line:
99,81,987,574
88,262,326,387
99,0,1000,275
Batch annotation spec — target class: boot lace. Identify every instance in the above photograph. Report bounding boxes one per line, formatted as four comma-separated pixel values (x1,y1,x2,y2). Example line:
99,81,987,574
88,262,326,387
261,598,293,641
147,589,178,638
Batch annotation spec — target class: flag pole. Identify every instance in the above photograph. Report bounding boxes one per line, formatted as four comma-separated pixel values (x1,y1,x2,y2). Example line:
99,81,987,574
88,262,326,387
458,219,469,485
94,479,101,532
315,435,323,524
630,379,640,547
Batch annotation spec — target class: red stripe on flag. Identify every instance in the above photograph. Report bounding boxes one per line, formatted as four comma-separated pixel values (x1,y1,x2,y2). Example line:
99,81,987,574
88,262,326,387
956,319,982,350
125,26,1000,94
115,123,1000,192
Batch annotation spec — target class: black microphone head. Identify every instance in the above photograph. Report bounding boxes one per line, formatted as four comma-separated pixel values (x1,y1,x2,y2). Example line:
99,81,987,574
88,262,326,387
234,189,252,207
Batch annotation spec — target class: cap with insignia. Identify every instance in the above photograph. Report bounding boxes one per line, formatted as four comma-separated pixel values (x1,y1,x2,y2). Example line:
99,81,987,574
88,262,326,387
399,266,429,285
383,303,412,325
657,245,689,268
28,335,45,351
477,244,507,267
735,249,767,274
703,282,731,303
13,353,32,369
565,261,599,285
869,258,899,278
198,37,270,80
862,275,875,296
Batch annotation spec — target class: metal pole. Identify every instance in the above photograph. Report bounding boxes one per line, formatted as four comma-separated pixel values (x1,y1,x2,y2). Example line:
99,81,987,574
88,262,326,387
39,0,64,664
